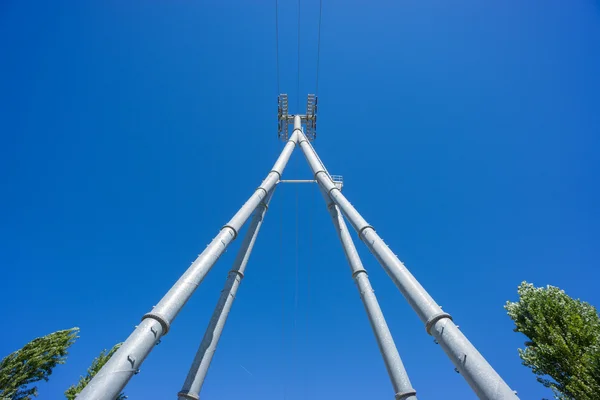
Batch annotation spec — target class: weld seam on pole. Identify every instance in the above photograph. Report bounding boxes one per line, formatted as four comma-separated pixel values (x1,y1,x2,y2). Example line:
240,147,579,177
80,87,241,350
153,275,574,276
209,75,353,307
425,312,453,335
141,312,170,335
269,170,282,180
228,270,245,279
396,390,418,400
220,225,238,241
177,391,199,400
351,269,368,279
358,225,375,239
259,201,269,210
314,169,328,181
256,187,268,198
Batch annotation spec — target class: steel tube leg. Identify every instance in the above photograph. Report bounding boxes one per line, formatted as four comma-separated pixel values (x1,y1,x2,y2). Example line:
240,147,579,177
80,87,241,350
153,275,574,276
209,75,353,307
177,191,274,400
297,130,517,400
326,199,417,400
77,133,299,400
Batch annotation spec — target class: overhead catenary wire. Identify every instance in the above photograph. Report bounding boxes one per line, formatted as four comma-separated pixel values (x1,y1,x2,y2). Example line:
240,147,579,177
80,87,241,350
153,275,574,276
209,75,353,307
297,0,301,110
275,0,281,94
305,180,314,398
274,3,285,394
315,0,322,96
279,186,287,400
292,173,300,392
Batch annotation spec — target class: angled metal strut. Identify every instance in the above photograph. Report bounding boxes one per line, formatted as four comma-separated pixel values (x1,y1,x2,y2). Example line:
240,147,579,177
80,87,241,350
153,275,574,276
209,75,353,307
76,132,299,400
294,115,518,400
295,116,417,399
177,191,274,400
328,203,418,400
77,94,518,400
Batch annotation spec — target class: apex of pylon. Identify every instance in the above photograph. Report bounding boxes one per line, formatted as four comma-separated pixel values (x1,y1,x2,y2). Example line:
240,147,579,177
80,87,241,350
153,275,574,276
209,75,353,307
277,94,318,142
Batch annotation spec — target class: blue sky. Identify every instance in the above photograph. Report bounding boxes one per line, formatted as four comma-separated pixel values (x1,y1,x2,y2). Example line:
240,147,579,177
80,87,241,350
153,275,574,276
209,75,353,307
1,1,599,399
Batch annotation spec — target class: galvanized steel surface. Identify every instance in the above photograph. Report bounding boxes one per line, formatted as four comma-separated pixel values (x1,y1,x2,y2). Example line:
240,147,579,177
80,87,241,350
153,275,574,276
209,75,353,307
327,201,417,400
77,132,299,400
297,130,518,400
177,191,273,399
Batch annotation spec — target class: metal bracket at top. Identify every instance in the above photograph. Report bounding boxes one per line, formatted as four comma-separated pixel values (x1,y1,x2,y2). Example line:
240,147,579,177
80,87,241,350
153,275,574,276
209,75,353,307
277,94,318,141
277,94,289,141
305,94,317,141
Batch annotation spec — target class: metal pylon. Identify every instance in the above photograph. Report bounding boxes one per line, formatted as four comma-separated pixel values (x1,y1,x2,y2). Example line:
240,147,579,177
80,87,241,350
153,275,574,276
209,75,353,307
77,95,519,400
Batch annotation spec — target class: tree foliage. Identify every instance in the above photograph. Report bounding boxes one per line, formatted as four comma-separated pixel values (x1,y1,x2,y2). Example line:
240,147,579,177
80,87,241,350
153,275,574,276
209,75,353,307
0,327,79,400
505,282,600,399
64,343,126,400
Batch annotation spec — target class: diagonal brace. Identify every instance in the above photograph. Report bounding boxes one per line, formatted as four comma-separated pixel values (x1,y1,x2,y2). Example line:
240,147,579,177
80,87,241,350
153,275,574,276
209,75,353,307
295,116,517,400
178,190,275,400
324,192,417,400
77,131,300,400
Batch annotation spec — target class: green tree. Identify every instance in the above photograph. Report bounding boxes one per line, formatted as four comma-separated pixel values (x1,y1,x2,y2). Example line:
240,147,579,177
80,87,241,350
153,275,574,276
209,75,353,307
505,282,600,399
0,327,79,400
64,343,126,400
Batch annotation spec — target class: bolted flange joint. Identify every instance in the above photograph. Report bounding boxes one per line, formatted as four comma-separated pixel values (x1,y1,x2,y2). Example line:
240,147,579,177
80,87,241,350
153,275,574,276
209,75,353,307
220,225,238,241
177,391,200,400
228,269,245,280
395,389,417,400
142,312,171,335
425,312,453,335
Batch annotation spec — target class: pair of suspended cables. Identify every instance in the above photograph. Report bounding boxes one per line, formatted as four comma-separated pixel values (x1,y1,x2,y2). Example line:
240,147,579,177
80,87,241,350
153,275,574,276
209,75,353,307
275,0,321,397
315,0,323,97
275,0,323,103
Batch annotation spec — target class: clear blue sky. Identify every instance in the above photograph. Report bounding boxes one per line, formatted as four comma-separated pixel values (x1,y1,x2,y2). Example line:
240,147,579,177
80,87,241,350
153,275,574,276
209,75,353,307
1,1,599,399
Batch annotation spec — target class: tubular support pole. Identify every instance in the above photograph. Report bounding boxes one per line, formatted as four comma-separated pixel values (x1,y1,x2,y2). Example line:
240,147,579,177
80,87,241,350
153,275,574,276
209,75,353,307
297,130,518,400
177,191,274,400
77,132,299,400
325,197,417,400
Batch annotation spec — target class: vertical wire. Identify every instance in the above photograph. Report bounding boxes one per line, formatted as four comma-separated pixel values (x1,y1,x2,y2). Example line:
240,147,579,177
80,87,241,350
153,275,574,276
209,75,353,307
292,169,300,394
297,0,301,111
305,182,314,398
280,187,286,400
315,0,322,96
275,0,281,95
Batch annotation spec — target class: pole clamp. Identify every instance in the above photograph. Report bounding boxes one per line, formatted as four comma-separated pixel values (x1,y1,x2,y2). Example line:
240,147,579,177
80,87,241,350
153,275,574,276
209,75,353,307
425,312,453,335
358,225,375,239
256,186,268,198
142,312,171,335
221,225,238,241
395,389,417,400
314,170,330,183
177,391,200,400
351,269,368,279
229,269,245,280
